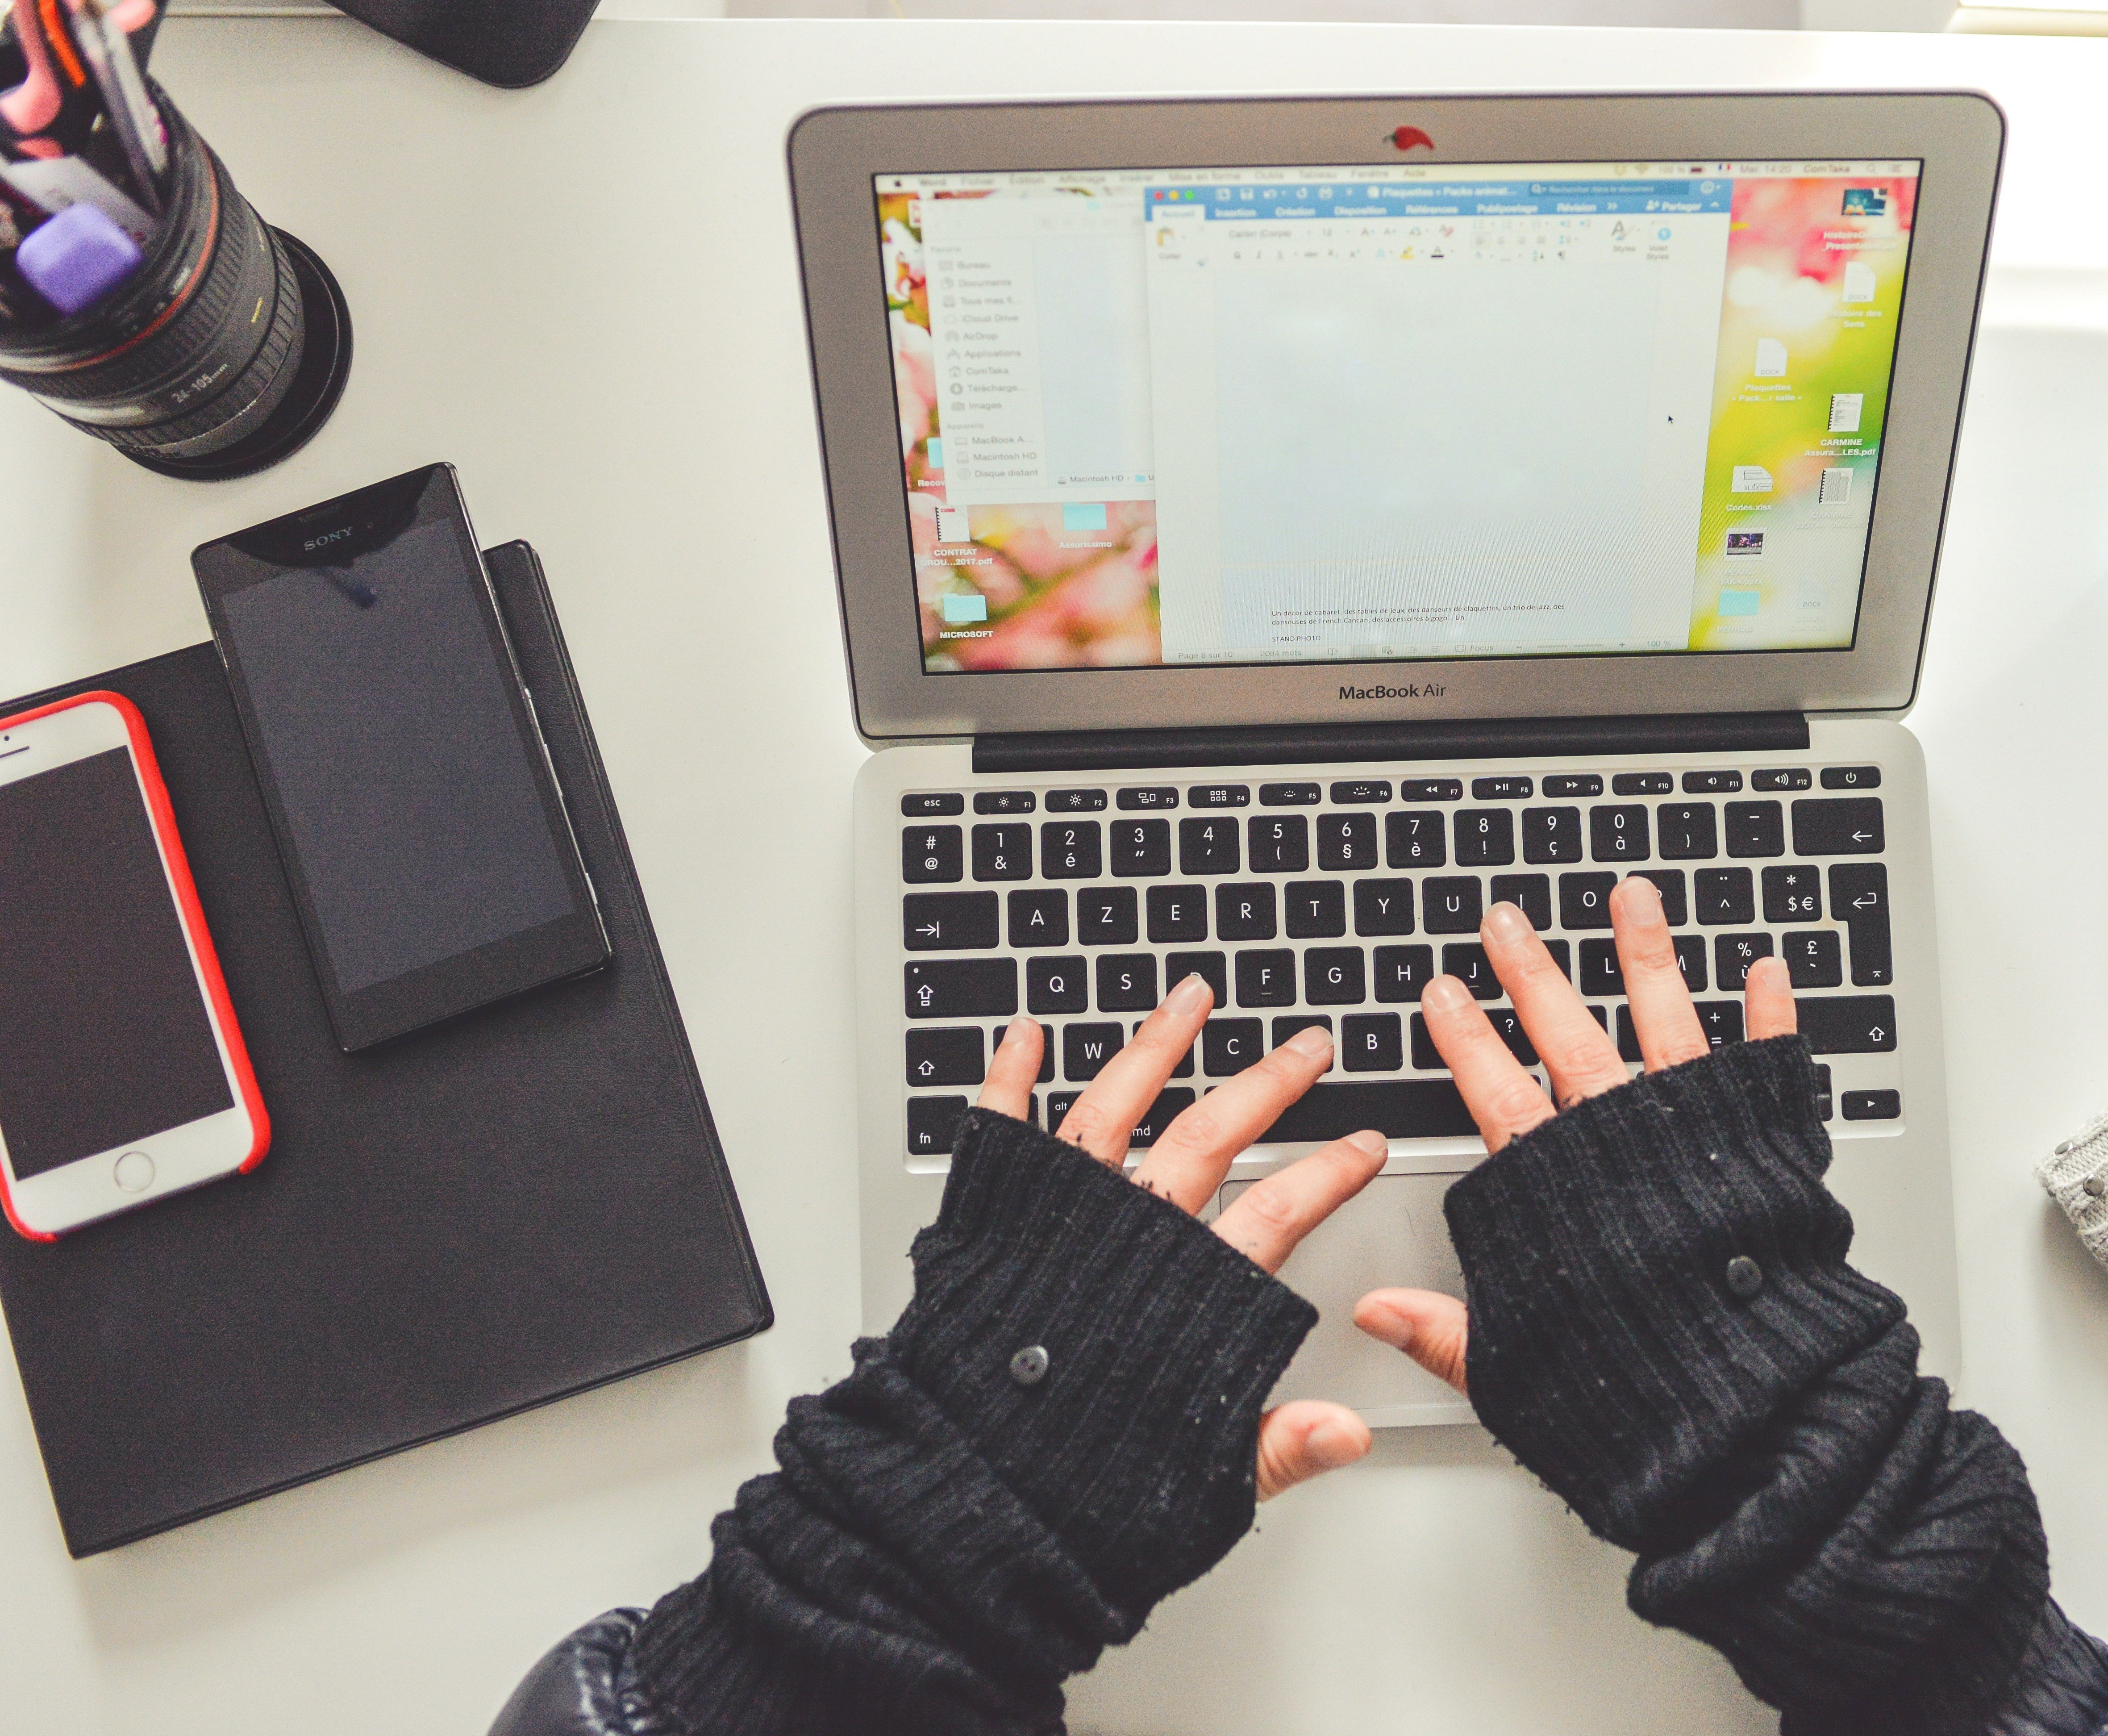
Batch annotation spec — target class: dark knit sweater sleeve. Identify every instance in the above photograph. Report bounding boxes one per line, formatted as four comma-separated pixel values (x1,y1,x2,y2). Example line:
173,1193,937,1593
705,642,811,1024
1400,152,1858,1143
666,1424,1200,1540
622,1107,1316,1736
1445,1035,2052,1736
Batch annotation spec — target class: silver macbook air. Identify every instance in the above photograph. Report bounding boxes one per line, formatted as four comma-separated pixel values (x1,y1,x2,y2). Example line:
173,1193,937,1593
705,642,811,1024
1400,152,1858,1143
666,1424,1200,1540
789,92,2002,1425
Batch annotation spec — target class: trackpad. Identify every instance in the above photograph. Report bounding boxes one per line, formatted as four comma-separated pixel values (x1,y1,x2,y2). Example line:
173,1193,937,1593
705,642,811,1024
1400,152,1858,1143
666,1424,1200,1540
1221,1171,1475,1428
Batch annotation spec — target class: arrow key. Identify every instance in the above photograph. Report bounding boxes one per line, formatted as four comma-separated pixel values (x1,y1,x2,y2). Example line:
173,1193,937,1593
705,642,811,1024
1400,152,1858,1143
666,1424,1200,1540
906,1027,986,1086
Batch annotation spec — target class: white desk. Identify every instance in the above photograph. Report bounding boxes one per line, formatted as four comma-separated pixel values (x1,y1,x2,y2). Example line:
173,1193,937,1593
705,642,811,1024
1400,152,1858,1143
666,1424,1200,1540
2,17,2106,1732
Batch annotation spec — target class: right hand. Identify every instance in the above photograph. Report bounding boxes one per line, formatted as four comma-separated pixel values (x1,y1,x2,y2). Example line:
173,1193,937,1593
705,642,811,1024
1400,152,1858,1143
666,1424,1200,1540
1353,874,1798,1395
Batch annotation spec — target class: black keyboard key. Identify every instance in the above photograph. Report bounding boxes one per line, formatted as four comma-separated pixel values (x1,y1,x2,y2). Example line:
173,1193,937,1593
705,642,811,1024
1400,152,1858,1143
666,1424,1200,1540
1821,766,1881,790
1682,770,1742,793
1188,784,1250,809
1063,1022,1125,1080
1374,944,1434,1003
903,824,963,883
1318,812,1379,872
972,823,1033,881
1250,814,1310,873
1040,819,1101,880
1026,955,1088,1014
1559,872,1617,929
1111,819,1171,877
1259,1080,1475,1142
1762,865,1822,923
1695,1000,1744,1049
1164,951,1228,1011
1612,772,1674,795
1305,947,1367,1005
1341,1013,1404,1072
1077,887,1138,945
1695,868,1755,925
1830,862,1892,986
1798,994,1896,1053
1117,786,1179,810
1424,876,1483,934
1387,810,1447,868
1792,798,1884,856
1546,938,1573,981
1285,880,1347,938
1486,1007,1538,1064
1656,802,1717,860
1814,1061,1832,1121
1630,868,1687,926
1330,780,1393,804
1179,816,1242,875
1585,1003,1606,1031
1614,1005,1641,1063
907,1096,969,1154
1008,889,1069,949
1489,873,1551,933
1129,1087,1197,1146
905,958,1017,1018
1752,768,1812,792
1783,929,1842,988
1047,1090,1081,1131
1046,788,1107,812
1260,782,1321,806
1843,1089,1900,1121
1590,805,1649,862
1408,1014,1444,1071
903,792,964,816
1472,776,1533,799
1715,932,1774,991
1441,943,1499,1000
1674,932,1707,992
998,1021,1056,1084
1236,949,1299,1007
1204,1018,1265,1076
1096,953,1158,1013
975,789,1036,814
1455,809,1516,866
1724,800,1785,859
1578,938,1624,997
1272,1015,1334,1052
1146,885,1208,943
1400,778,1462,801
1217,882,1277,941
1542,775,1603,798
904,890,1000,951
1522,806,1583,864
1354,879,1415,936
907,1027,984,1087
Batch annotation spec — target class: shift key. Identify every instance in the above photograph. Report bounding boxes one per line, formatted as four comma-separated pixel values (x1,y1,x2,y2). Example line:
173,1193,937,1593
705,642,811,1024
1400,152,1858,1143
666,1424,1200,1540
905,958,1018,1019
1798,994,1897,1053
1792,797,1883,855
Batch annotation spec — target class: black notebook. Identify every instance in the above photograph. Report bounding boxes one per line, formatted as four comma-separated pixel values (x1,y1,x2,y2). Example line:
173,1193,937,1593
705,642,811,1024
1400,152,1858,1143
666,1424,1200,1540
0,542,770,1556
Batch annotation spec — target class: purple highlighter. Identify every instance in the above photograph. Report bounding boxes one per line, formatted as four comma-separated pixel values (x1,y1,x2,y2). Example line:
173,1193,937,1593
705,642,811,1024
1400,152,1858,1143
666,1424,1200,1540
17,204,145,317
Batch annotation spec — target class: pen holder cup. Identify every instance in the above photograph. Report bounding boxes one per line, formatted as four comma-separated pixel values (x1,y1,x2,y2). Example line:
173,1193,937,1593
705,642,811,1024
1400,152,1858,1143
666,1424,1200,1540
0,85,350,481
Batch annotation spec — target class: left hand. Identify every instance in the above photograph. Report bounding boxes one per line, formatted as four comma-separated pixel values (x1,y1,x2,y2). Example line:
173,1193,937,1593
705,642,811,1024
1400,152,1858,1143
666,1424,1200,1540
976,972,1386,1501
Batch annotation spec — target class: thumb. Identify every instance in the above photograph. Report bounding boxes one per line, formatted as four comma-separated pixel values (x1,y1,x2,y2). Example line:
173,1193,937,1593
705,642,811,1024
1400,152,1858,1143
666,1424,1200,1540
1355,1288,1471,1397
1255,1400,1371,1501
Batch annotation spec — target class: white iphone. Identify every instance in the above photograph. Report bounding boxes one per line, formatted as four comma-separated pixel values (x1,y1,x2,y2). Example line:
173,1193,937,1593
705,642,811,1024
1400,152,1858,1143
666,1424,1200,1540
0,692,269,1239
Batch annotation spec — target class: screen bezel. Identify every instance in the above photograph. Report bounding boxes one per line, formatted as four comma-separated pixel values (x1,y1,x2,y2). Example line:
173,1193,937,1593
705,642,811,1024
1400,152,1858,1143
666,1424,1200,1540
787,91,2004,740
192,464,609,1053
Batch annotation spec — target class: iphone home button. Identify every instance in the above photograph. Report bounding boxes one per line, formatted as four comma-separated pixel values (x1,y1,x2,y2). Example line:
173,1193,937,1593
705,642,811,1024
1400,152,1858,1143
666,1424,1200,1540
113,1152,154,1193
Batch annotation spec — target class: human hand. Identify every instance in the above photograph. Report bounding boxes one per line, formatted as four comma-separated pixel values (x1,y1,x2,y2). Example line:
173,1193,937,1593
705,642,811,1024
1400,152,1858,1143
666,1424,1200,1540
975,975,1385,1500
1353,875,1798,1394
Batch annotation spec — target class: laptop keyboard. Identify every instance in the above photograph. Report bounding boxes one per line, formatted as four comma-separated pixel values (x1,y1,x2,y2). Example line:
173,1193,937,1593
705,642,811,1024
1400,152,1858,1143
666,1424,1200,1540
898,765,1896,1158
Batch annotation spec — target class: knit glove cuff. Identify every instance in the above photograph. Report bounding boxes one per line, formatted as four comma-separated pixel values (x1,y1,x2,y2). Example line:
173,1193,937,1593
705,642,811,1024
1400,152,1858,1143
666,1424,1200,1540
892,1107,1318,1615
1444,1035,1904,1548
2034,1113,2108,1273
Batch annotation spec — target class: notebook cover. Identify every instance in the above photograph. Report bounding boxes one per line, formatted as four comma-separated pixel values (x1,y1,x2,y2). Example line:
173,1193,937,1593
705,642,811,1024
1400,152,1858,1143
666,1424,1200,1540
0,540,771,1556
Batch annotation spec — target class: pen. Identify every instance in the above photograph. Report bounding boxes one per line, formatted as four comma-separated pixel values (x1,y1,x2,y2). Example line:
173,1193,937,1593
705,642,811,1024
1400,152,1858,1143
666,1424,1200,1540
59,0,162,209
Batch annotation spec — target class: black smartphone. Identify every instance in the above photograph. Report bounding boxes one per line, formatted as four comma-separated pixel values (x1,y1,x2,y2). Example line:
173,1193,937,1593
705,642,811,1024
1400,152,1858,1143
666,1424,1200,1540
192,464,609,1052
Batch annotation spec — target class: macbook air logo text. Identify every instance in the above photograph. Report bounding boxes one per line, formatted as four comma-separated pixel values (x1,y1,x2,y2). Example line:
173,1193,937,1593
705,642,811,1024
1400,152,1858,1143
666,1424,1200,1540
303,527,355,550
1340,682,1445,700
1388,126,1435,152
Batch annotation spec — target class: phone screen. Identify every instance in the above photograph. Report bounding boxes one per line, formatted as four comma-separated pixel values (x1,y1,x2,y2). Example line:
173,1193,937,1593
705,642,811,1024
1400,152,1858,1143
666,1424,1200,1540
0,749,232,1180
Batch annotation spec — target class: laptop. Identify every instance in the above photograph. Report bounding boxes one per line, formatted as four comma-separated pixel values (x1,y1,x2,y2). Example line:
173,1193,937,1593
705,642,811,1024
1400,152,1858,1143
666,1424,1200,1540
789,92,2003,1426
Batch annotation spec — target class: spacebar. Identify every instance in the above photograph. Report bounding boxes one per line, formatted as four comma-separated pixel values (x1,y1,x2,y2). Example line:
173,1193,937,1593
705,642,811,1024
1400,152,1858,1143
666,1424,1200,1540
1259,1081,1479,1143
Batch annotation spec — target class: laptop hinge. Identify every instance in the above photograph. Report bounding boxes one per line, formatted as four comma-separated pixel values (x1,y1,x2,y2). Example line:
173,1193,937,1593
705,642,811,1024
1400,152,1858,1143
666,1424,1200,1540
972,712,1810,776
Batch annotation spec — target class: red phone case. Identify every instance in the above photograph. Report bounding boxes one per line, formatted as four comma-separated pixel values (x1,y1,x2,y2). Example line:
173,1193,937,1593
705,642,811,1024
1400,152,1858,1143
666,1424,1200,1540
0,691,270,1241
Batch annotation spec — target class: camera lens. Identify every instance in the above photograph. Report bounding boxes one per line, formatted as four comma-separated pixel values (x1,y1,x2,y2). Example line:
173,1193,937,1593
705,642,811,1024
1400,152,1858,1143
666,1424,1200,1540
0,86,350,480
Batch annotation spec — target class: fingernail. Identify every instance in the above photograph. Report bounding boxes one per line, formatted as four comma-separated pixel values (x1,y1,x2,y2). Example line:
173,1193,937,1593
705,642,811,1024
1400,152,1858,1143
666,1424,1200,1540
1307,1418,1370,1470
1422,975,1468,1012
1001,1014,1032,1046
1358,1300,1413,1350
1166,972,1211,1014
1621,875,1665,922
1289,1023,1333,1059
1483,901,1532,944
1751,956,1787,988
1347,1128,1387,1158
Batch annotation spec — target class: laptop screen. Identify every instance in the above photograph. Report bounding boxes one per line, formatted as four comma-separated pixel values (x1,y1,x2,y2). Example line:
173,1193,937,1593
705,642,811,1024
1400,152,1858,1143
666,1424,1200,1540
874,158,1920,676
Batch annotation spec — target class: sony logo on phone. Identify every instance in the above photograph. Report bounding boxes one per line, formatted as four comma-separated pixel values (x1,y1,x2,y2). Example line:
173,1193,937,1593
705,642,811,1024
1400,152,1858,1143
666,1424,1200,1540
303,526,356,551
